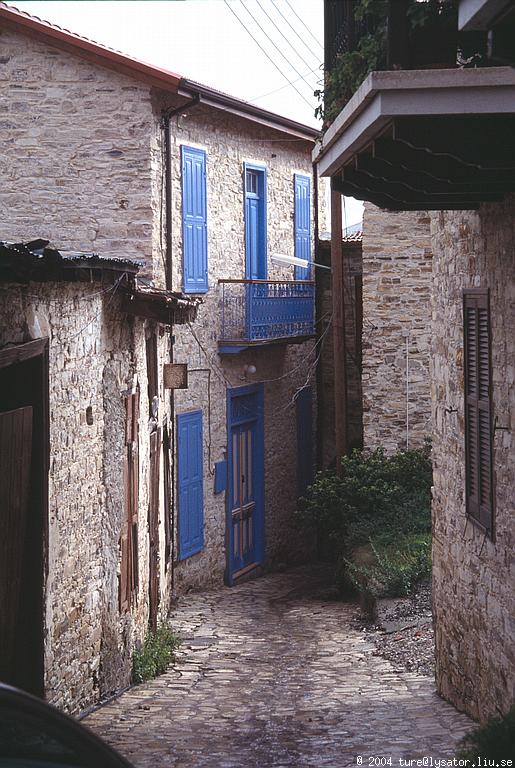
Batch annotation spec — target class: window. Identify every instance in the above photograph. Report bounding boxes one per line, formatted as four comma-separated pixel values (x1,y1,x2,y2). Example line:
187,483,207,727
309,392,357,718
177,410,204,559
181,146,208,293
244,163,267,280
294,174,311,280
463,289,494,535
120,391,139,611
246,170,258,195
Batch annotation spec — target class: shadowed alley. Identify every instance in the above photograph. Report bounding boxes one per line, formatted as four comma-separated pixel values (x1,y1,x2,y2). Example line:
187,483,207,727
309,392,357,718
85,568,472,768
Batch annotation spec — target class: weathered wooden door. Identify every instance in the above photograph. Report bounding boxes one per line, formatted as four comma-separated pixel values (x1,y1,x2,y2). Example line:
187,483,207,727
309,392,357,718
148,428,161,631
230,423,257,574
0,406,33,686
227,385,264,584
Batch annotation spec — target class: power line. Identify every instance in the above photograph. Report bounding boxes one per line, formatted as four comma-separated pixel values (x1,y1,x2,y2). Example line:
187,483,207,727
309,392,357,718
255,0,320,76
271,0,324,68
224,0,314,111
250,63,322,102
281,0,324,55
240,0,316,105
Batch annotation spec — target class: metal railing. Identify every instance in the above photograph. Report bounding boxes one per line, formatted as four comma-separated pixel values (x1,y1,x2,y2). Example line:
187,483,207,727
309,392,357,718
219,279,315,344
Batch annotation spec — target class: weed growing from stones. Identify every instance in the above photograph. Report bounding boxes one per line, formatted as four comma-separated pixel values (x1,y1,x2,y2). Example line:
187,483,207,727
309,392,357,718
132,624,181,684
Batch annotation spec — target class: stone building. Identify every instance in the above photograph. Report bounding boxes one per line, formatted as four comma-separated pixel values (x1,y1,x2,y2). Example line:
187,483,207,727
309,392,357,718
0,3,321,710
315,0,515,722
0,240,198,713
361,204,432,453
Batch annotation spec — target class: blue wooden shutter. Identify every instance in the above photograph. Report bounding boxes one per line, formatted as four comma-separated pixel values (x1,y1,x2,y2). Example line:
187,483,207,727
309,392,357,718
182,146,208,293
177,410,204,559
294,174,311,280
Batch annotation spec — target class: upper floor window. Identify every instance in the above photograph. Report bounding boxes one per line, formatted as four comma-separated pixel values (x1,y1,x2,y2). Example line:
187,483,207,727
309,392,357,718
463,289,494,536
181,145,208,293
294,174,311,280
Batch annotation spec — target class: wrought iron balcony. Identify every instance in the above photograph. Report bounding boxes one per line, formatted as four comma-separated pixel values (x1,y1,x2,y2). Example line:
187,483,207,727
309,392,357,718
218,279,315,353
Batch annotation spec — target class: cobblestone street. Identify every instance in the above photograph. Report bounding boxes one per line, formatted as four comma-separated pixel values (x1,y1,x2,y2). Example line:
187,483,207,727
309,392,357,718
85,567,473,768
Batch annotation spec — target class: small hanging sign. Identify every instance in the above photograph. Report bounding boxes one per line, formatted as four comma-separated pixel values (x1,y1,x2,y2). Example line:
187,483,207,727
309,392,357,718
163,363,188,390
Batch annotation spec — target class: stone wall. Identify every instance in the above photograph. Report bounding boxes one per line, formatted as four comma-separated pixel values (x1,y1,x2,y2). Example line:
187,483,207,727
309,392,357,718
430,195,515,722
0,280,174,713
1,25,318,684
167,104,317,591
0,26,159,281
361,204,432,452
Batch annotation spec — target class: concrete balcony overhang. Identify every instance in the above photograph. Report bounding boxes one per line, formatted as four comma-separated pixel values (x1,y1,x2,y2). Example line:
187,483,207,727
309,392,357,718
313,67,515,210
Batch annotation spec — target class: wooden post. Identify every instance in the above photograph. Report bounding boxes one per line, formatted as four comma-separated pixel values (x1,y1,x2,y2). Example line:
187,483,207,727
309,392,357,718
331,180,348,474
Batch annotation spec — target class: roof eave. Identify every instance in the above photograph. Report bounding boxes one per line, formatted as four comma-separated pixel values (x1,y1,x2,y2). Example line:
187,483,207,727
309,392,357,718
179,79,319,141
0,3,182,92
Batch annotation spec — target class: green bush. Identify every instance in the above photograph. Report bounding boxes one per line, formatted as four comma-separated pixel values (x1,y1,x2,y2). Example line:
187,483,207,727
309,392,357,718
132,624,181,684
297,443,432,598
457,706,515,760
345,534,432,598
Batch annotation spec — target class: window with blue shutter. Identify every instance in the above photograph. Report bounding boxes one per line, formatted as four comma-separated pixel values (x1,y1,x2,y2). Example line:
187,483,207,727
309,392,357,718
181,146,208,293
177,410,204,559
294,174,311,280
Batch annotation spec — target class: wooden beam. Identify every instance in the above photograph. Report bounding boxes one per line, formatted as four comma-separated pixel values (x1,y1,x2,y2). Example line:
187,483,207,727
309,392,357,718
330,180,347,474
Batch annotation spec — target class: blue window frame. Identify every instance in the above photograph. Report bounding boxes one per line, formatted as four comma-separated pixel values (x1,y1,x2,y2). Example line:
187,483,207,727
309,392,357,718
181,145,208,293
244,163,267,280
294,174,311,280
177,410,204,560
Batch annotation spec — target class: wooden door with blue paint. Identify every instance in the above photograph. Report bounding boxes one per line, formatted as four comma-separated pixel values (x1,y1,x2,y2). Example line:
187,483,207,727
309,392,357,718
227,385,264,583
245,165,267,280
230,422,256,574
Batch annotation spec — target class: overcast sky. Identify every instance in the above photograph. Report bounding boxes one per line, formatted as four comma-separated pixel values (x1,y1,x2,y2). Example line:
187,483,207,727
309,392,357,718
13,0,363,226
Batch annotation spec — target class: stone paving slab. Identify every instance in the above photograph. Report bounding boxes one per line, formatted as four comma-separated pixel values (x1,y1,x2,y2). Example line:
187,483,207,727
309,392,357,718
85,567,473,768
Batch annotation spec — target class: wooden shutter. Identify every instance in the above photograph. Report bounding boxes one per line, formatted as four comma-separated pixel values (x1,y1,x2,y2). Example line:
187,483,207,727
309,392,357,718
0,406,32,682
182,145,208,293
294,174,311,280
177,410,204,560
163,422,172,567
120,391,140,611
146,332,158,418
148,427,161,631
463,290,494,534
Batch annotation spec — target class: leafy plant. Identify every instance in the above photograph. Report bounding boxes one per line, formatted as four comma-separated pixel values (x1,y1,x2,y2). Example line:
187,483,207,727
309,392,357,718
132,624,181,684
457,706,515,760
297,443,432,598
345,535,432,598
317,0,463,125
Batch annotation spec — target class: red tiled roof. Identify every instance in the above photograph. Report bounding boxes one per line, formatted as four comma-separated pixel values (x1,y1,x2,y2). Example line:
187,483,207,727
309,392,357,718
0,2,318,140
342,231,363,242
0,2,182,91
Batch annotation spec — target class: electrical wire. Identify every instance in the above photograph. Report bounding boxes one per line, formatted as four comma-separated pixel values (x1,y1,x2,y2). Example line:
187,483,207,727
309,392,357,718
0,276,126,303
280,0,324,55
255,0,321,76
224,0,314,111
52,273,126,346
239,0,316,109
250,63,322,102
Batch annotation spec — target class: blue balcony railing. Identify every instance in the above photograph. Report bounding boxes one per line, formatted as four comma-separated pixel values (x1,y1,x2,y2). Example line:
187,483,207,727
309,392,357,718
219,279,315,348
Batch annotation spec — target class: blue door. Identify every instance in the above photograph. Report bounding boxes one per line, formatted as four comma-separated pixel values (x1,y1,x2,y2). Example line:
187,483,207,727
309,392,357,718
227,385,264,583
294,174,311,280
177,410,204,560
296,386,313,495
244,165,267,280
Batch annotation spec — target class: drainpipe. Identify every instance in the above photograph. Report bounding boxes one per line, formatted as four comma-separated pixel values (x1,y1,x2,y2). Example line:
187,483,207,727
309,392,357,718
161,94,200,593
161,94,200,290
